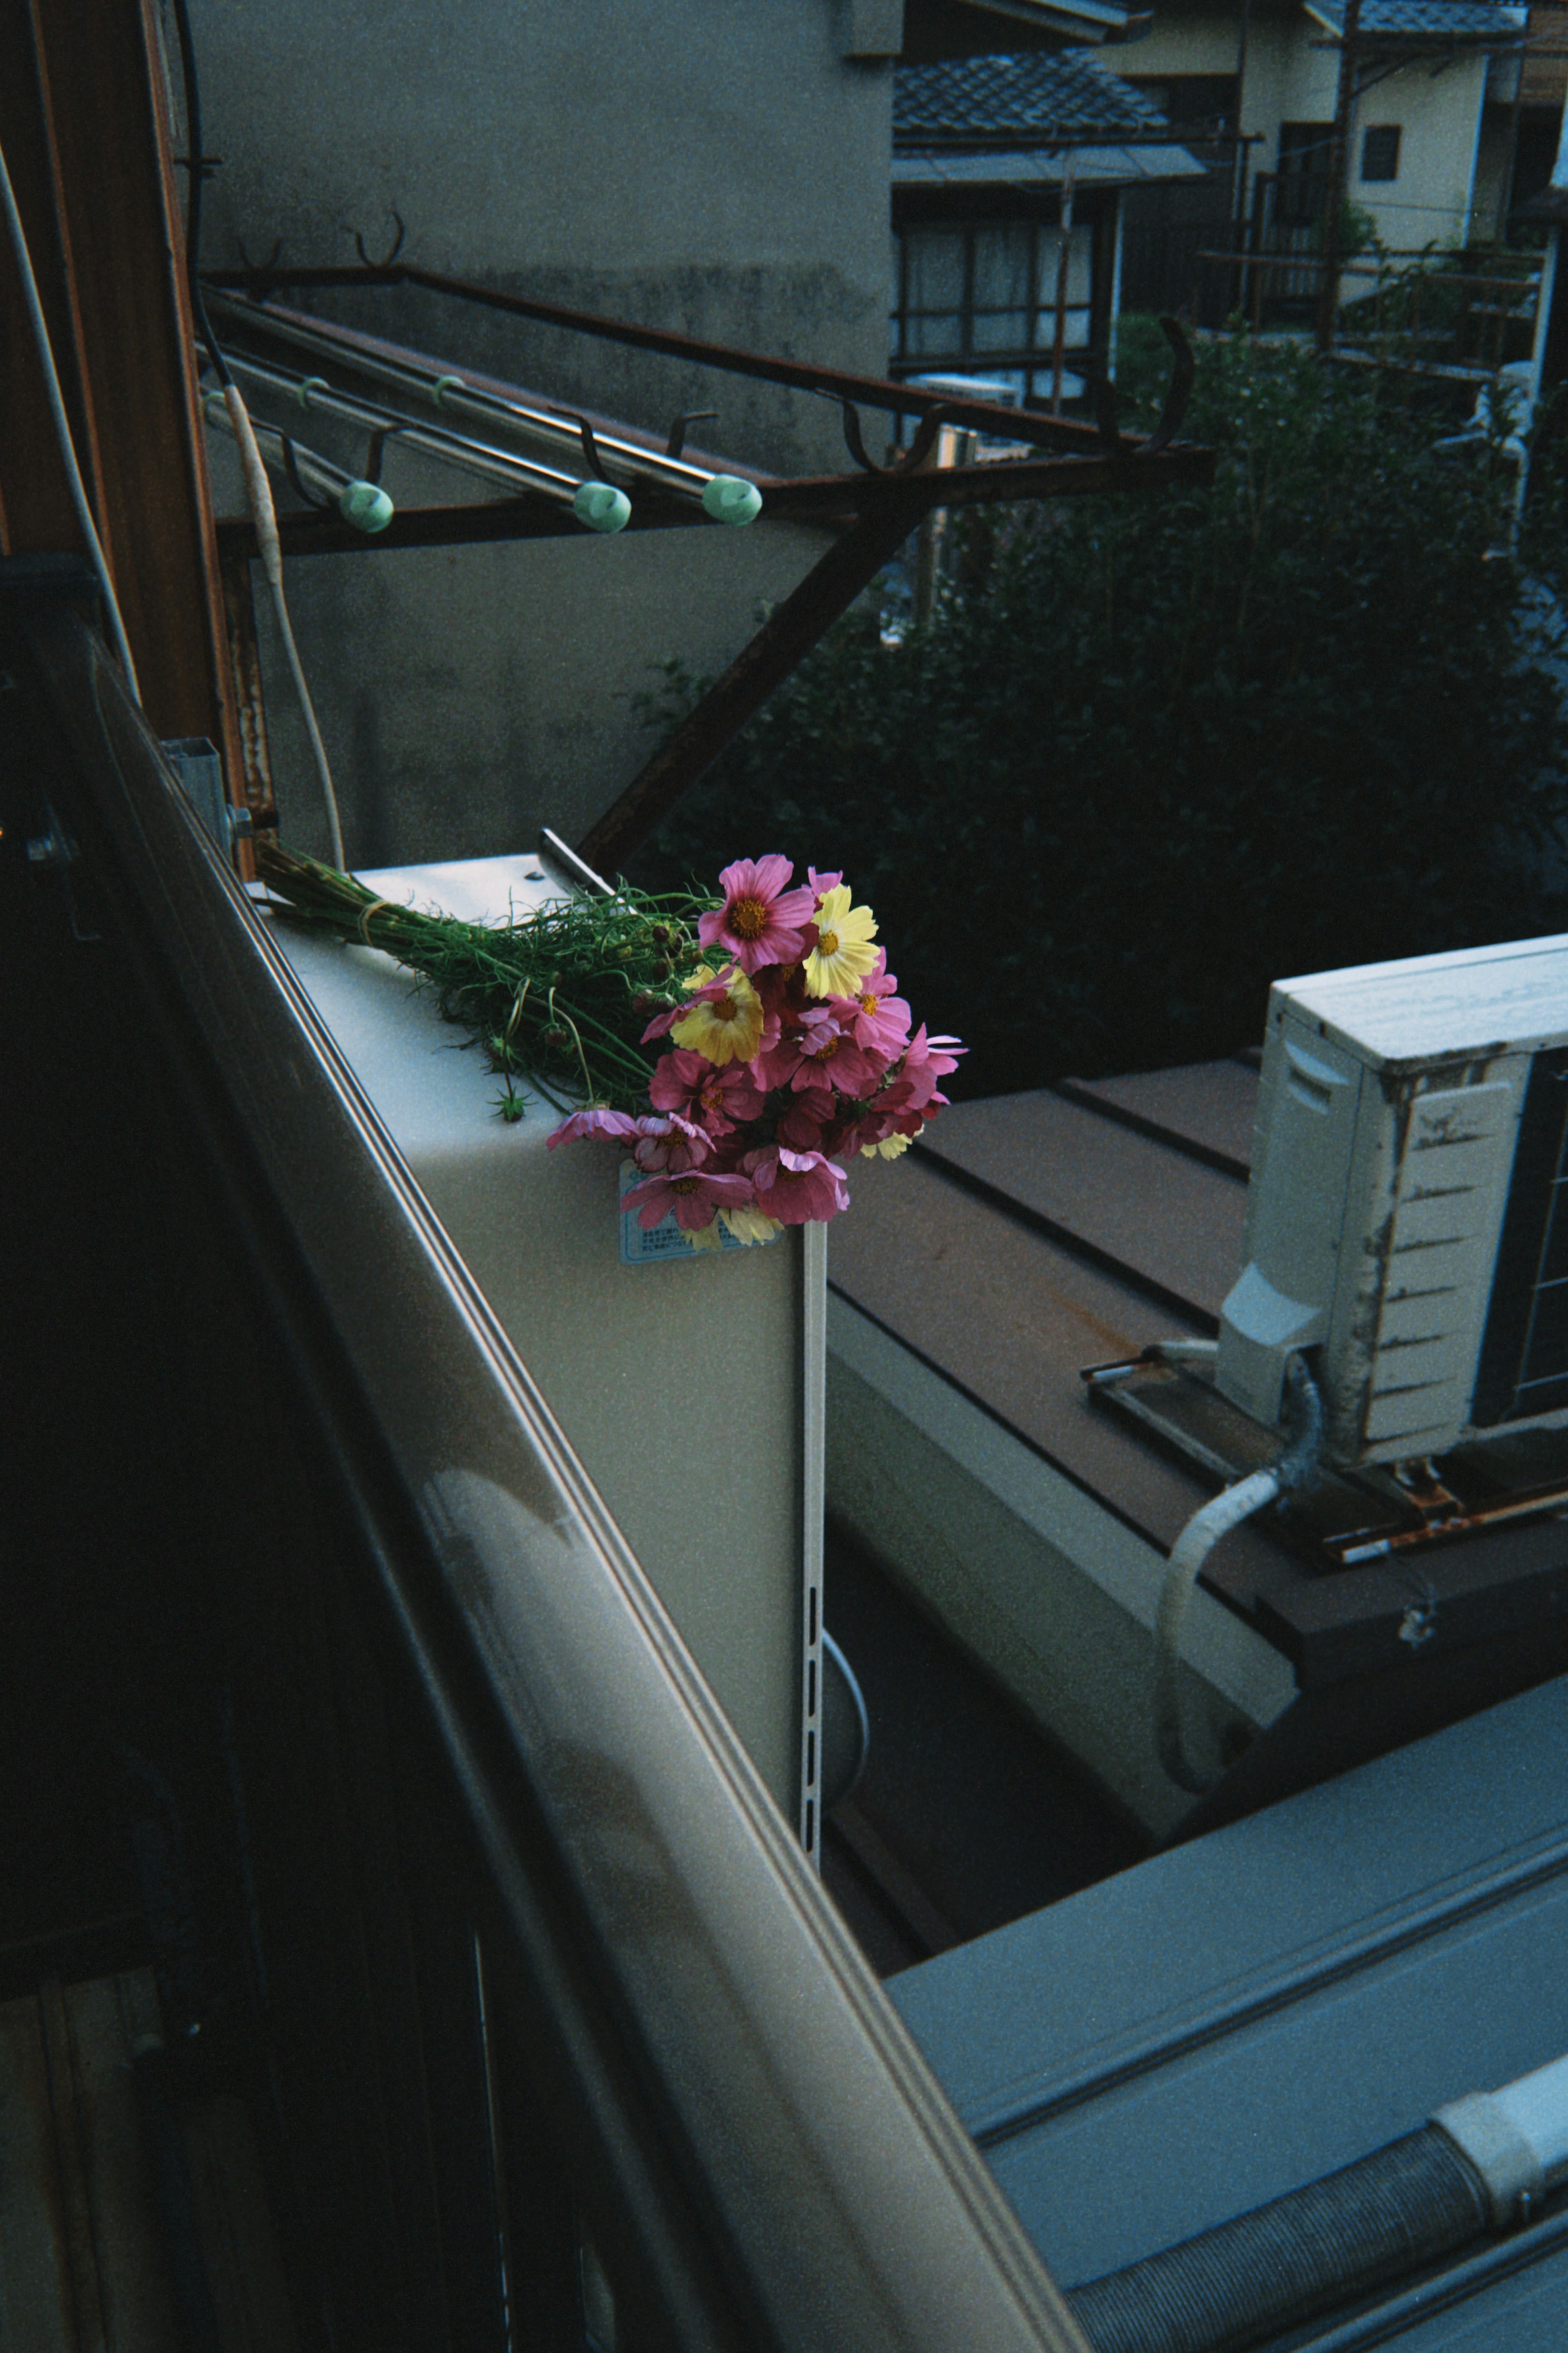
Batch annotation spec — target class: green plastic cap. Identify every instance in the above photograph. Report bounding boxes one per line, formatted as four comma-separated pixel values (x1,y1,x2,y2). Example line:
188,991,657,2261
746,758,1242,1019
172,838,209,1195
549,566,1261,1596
338,480,395,533
573,480,631,533
702,474,762,525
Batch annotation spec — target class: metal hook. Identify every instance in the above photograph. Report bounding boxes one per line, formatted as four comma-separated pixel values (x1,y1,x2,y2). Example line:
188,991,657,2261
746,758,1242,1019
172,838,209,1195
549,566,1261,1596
1065,359,1127,460
896,403,961,475
279,436,334,511
354,208,407,270
362,423,415,486
233,234,284,279
836,397,886,474
665,410,718,461
550,408,613,482
1142,317,1196,457
798,383,893,473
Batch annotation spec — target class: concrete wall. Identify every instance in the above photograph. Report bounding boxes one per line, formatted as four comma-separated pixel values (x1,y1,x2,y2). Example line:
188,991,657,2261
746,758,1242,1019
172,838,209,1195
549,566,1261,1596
181,0,899,863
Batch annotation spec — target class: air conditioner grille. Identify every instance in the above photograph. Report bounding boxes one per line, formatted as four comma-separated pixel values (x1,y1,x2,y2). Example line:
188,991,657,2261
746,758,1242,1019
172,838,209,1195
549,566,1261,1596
1474,1045,1568,1426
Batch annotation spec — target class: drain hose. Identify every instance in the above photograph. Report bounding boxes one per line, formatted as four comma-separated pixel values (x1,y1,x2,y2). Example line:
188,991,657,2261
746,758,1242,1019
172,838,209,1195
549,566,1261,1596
1068,2124,1491,2353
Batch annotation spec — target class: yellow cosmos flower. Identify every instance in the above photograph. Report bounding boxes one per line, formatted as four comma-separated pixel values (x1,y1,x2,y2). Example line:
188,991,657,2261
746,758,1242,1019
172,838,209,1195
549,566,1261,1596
804,885,878,997
862,1131,913,1160
721,1203,784,1245
670,966,764,1066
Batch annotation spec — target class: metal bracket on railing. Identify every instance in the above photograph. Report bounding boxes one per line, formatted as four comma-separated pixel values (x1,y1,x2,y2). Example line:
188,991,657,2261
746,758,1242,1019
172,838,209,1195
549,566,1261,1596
833,396,884,474
1143,316,1196,457
354,209,406,270
232,234,285,299
161,738,251,859
665,410,718,461
896,404,962,474
550,408,615,484
25,799,99,940
279,435,334,510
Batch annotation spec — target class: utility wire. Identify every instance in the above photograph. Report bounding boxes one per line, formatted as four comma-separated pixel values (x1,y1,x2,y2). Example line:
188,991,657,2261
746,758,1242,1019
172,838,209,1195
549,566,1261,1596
0,134,142,702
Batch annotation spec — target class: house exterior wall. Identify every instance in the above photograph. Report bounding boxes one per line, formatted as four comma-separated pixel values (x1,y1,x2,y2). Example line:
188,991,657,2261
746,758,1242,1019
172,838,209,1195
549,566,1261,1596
1121,1,1492,261
182,0,899,863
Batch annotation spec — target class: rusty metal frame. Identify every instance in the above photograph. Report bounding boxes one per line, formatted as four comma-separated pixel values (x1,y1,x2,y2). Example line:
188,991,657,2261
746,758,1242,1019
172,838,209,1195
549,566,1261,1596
202,272,1212,870
205,259,1123,457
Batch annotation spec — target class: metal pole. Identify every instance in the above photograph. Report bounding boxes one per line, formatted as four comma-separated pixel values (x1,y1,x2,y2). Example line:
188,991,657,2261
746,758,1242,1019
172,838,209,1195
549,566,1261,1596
1494,34,1528,247
1232,0,1254,315
1052,158,1077,415
1315,0,1363,353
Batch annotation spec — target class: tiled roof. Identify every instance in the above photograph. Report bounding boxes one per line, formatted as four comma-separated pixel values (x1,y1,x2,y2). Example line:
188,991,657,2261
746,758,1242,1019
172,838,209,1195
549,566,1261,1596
894,51,1169,147
1306,0,1524,36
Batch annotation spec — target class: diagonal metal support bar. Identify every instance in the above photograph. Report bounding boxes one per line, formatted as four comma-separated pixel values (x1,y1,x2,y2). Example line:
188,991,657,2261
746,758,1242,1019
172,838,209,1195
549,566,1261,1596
580,486,931,874
579,433,1210,877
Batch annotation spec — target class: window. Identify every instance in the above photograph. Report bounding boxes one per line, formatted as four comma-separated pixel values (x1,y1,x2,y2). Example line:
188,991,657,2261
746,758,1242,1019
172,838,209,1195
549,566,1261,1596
891,216,1096,404
1361,124,1401,183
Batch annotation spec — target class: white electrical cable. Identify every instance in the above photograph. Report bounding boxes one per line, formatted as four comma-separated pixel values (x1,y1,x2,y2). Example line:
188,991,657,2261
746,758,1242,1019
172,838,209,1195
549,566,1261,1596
0,133,141,703
223,382,346,868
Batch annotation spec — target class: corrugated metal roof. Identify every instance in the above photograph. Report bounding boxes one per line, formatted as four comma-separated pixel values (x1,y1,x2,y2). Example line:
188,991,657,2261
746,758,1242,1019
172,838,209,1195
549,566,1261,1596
1305,0,1524,36
894,50,1169,146
892,141,1205,183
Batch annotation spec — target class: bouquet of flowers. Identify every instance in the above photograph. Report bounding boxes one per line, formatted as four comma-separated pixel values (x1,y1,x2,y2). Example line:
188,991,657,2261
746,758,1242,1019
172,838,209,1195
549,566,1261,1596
254,841,961,1246
549,856,963,1248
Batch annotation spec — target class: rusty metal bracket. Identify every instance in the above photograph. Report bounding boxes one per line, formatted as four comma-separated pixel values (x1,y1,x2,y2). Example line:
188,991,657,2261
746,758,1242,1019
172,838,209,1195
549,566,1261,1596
1078,366,1128,460
1144,316,1196,457
829,397,886,475
354,209,406,270
230,237,287,309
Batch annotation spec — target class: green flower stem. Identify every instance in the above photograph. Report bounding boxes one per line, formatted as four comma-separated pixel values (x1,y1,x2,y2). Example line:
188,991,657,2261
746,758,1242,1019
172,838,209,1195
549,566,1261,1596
255,839,706,1115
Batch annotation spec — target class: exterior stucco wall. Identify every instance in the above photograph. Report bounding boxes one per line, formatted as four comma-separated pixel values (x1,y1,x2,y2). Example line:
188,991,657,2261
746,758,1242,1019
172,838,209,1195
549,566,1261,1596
180,0,898,862
1120,3,1492,256
1349,54,1489,247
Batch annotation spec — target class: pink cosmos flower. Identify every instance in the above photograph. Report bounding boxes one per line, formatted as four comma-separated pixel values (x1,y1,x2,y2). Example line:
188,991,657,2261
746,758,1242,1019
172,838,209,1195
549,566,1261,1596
698,856,818,975
813,1097,880,1161
807,866,843,899
753,958,809,1020
889,1025,965,1113
628,1114,710,1173
547,1106,642,1149
787,1005,889,1096
777,1086,835,1152
620,1166,756,1232
648,1048,765,1135
831,952,913,1060
742,1145,851,1225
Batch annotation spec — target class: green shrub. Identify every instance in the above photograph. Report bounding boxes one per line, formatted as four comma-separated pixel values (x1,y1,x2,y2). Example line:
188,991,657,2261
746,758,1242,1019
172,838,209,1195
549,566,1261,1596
633,329,1568,1095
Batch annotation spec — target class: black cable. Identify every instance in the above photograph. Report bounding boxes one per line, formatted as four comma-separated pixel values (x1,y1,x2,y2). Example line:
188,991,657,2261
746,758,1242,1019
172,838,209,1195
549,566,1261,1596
167,0,232,389
1068,2126,1493,2353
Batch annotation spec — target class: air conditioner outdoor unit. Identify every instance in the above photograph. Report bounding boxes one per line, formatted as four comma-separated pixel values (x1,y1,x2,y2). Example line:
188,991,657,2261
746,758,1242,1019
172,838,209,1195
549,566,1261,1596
1218,932,1568,1471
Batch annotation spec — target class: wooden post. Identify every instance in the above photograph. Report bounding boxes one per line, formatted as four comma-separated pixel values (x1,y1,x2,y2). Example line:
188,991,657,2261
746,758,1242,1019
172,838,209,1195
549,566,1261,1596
0,0,243,809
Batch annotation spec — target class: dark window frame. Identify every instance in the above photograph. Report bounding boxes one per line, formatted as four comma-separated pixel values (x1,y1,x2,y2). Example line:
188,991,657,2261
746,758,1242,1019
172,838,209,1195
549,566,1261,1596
888,185,1113,405
1361,123,1402,183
